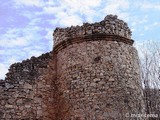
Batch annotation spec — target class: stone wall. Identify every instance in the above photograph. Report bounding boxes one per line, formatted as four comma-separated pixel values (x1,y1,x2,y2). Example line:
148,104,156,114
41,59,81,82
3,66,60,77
0,15,147,120
0,52,58,120
53,15,145,119
55,35,145,120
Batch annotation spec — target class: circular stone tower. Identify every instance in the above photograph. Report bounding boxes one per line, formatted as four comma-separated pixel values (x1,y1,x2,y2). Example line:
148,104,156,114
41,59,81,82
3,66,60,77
53,15,145,120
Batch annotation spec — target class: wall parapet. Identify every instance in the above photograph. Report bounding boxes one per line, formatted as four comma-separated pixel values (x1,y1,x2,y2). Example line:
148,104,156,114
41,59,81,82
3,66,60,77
53,14,132,47
5,52,52,83
53,33,134,53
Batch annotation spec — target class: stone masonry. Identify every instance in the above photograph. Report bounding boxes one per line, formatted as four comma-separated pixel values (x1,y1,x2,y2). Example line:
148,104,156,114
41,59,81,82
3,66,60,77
0,15,145,120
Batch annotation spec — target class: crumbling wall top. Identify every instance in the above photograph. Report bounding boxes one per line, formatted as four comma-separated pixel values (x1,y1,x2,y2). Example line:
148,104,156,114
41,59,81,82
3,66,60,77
4,52,52,83
53,14,132,47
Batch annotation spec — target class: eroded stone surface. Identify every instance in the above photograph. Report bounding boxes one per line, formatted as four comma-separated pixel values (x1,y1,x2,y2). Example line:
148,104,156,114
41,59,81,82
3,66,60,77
0,15,146,120
0,52,58,120
56,40,145,120
53,15,132,47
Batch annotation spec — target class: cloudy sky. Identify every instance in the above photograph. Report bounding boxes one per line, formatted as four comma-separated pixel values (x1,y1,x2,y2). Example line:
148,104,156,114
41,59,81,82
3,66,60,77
0,0,160,79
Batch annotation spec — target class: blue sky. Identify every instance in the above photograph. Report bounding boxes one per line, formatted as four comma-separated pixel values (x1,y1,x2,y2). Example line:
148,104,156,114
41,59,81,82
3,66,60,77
0,0,160,79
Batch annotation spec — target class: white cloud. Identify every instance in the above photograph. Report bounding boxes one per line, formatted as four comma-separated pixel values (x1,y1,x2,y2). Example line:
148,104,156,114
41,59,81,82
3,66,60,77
144,26,149,31
41,0,102,25
65,0,101,20
105,0,129,12
0,25,44,48
43,6,64,15
28,18,42,26
43,8,83,26
49,19,59,26
14,0,57,7
13,0,44,7
7,57,20,65
19,11,35,19
102,0,130,21
103,0,129,13
59,15,83,26
0,38,29,48
0,51,25,79
143,22,160,31
141,2,160,10
0,48,25,57
0,63,8,79
43,28,54,50
0,50,5,55
140,33,144,36
28,50,43,57
153,22,160,26
129,15,148,33
131,15,148,26
63,0,102,10
44,28,53,40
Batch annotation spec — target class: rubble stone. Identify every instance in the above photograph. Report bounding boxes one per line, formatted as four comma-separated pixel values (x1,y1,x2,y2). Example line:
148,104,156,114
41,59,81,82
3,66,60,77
0,15,146,120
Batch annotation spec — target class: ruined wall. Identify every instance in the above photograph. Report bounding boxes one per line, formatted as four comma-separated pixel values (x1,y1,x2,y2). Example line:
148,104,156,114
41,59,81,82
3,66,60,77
0,15,146,120
53,15,132,47
0,52,58,120
53,15,145,120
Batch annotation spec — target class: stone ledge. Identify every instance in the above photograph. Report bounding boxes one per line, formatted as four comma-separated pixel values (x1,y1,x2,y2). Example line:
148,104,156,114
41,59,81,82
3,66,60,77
53,33,134,53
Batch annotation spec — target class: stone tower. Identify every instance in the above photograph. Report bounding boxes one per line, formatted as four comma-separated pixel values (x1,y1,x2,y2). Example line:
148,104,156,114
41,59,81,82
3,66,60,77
53,15,145,119
0,15,145,120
